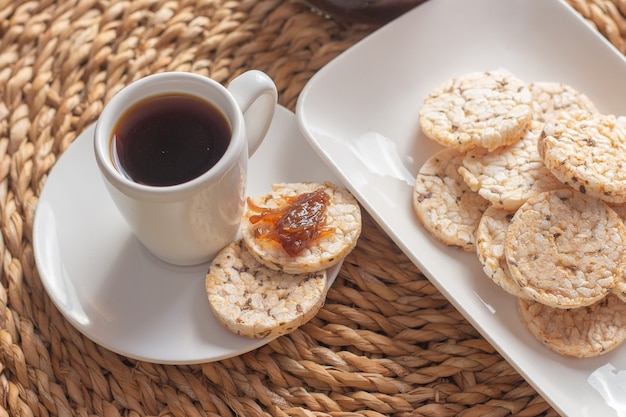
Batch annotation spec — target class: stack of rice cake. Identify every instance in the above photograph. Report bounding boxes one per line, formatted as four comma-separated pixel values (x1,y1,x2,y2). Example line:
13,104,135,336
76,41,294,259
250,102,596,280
205,182,362,339
413,71,626,358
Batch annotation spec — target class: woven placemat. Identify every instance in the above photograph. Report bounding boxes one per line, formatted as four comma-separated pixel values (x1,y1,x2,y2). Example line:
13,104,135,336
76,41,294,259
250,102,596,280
0,0,619,416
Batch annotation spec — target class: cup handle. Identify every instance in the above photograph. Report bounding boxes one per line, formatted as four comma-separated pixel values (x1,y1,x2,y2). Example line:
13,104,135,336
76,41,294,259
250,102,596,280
227,70,278,157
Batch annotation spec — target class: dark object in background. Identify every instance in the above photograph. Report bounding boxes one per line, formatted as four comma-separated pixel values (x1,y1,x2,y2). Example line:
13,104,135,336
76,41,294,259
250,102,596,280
303,0,428,24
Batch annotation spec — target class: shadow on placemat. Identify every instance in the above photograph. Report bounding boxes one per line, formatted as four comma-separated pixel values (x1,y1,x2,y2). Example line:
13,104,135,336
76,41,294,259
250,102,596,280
4,0,617,415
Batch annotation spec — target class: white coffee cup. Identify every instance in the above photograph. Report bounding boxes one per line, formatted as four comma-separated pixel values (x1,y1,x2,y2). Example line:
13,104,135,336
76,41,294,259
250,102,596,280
94,71,277,266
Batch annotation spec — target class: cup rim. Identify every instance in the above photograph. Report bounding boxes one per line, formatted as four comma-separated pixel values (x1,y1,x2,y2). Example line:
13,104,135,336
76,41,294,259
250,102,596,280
94,72,246,200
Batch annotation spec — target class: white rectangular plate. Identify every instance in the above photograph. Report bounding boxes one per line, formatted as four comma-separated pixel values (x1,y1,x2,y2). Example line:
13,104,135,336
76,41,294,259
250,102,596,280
296,0,626,416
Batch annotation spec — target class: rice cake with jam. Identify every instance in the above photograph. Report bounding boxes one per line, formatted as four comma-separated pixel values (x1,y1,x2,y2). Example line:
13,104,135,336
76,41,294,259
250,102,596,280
242,182,361,274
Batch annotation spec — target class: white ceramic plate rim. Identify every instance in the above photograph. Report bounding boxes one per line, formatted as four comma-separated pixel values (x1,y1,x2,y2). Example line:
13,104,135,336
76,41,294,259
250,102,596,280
33,105,341,364
296,1,626,415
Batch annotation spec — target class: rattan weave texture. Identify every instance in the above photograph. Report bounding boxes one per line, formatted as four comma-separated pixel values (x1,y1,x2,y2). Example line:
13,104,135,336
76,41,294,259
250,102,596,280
0,0,618,416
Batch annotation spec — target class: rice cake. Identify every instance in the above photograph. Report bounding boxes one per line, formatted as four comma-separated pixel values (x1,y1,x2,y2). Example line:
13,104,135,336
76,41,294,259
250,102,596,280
413,148,489,251
529,81,598,122
419,71,532,151
242,182,361,274
538,111,626,204
518,294,626,358
505,189,624,308
607,204,626,302
459,120,563,211
205,240,329,339
613,273,626,303
475,206,529,299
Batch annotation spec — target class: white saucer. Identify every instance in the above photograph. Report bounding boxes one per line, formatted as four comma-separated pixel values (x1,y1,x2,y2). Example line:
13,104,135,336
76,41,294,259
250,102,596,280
33,105,342,364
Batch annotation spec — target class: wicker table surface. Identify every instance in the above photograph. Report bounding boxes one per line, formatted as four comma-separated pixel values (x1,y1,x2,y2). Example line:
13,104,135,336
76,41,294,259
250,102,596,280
0,0,621,416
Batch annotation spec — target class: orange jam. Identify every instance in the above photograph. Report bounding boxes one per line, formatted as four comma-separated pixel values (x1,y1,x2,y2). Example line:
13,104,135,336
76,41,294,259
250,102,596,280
248,188,331,256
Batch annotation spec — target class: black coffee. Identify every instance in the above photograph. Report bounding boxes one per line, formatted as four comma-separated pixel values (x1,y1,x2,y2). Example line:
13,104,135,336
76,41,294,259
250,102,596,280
112,94,231,186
